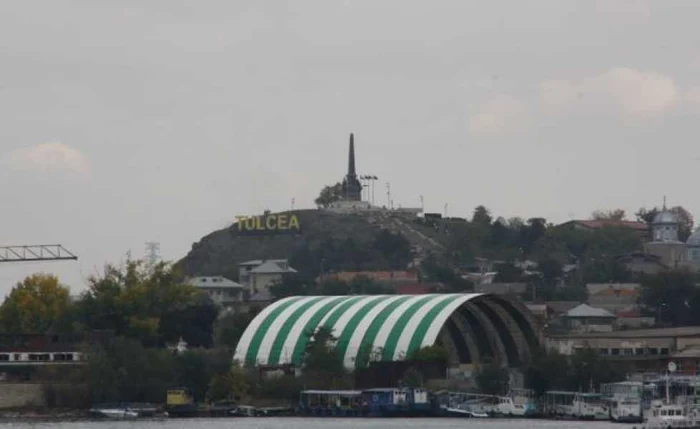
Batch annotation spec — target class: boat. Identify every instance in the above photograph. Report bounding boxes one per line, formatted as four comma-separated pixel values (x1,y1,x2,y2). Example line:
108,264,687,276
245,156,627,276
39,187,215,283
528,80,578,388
89,403,139,419
610,397,644,423
495,389,537,417
441,405,491,418
643,401,700,429
602,381,644,423
230,405,257,416
571,393,609,420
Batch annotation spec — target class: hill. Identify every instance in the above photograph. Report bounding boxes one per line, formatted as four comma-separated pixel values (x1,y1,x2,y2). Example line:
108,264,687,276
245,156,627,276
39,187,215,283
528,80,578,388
177,209,447,281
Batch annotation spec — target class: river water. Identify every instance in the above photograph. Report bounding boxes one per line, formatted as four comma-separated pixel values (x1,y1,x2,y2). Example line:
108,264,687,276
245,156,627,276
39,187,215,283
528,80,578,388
0,419,640,429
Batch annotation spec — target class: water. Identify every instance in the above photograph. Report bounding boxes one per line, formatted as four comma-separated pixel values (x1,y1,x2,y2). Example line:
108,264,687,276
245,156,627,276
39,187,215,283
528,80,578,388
0,419,639,429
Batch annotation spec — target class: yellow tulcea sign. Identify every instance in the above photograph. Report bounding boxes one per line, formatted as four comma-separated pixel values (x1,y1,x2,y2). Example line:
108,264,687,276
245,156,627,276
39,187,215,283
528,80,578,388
235,214,301,234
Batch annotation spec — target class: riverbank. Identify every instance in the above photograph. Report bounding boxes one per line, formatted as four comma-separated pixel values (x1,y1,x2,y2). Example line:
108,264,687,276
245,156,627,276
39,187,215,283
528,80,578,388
0,408,89,422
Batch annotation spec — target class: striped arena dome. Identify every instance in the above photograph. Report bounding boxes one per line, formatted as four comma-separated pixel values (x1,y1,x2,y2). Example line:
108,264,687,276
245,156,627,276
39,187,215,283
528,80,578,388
233,293,541,369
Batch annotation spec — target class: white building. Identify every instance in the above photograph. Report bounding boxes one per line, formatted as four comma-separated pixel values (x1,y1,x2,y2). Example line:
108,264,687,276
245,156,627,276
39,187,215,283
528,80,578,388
185,276,245,308
238,259,297,295
564,303,616,333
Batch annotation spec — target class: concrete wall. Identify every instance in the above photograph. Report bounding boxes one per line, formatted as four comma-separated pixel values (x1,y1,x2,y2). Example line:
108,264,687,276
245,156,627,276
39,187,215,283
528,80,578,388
0,383,45,409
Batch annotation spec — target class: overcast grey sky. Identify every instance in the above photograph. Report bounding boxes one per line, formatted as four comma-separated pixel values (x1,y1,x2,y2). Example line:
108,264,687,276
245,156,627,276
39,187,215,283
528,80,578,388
1,0,699,295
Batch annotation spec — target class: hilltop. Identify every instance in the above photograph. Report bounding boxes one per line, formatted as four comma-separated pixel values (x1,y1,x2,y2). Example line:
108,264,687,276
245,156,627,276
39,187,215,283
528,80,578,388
177,209,448,281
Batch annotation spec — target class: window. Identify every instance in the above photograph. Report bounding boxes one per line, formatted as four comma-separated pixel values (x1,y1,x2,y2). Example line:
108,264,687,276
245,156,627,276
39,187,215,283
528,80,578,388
624,348,633,356
611,348,620,356
660,348,669,355
0,354,9,361
635,348,644,356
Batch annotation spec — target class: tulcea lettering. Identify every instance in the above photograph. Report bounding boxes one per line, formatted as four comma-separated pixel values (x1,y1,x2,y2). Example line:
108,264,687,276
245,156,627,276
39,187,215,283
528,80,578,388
234,214,301,233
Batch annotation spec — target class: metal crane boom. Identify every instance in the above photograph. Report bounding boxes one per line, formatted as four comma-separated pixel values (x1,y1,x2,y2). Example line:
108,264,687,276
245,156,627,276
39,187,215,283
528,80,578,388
0,245,78,263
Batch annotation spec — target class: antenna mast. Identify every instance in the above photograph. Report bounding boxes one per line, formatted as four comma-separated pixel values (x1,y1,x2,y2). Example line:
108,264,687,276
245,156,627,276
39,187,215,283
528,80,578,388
145,242,160,273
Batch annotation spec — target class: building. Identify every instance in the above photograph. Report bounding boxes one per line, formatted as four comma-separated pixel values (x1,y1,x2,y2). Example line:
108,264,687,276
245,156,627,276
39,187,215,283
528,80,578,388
687,228,700,264
564,303,616,333
616,252,667,275
556,219,649,240
233,293,541,370
547,326,700,374
586,283,640,315
238,259,297,295
644,208,688,268
185,276,245,308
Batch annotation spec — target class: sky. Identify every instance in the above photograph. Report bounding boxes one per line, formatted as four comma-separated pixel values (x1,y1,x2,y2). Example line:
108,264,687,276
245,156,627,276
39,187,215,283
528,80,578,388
1,0,700,295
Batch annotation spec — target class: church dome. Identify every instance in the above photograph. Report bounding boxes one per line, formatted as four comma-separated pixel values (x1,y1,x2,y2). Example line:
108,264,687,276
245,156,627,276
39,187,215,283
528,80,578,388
688,229,700,247
653,210,678,224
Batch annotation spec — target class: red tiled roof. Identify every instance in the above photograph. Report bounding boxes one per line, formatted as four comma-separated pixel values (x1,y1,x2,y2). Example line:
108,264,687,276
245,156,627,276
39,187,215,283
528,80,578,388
595,288,638,297
615,307,641,318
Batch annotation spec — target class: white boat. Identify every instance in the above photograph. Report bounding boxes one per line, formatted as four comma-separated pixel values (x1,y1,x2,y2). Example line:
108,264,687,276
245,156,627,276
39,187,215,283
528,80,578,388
610,397,643,423
571,393,609,420
442,406,490,418
643,401,700,429
89,404,140,419
602,381,644,423
496,389,536,417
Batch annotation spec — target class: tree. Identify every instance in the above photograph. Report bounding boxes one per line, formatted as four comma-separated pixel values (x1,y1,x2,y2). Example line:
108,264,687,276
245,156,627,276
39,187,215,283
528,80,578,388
401,367,424,388
636,207,659,224
475,361,510,395
314,182,343,208
519,218,547,255
639,270,700,327
74,261,208,347
85,337,175,404
494,262,524,283
215,310,258,350
524,348,569,397
472,205,492,225
302,326,345,379
269,274,312,299
207,365,249,402
160,293,218,348
408,345,449,364
591,209,626,221
171,348,233,402
420,254,473,292
670,206,695,241
0,274,70,333
567,347,621,392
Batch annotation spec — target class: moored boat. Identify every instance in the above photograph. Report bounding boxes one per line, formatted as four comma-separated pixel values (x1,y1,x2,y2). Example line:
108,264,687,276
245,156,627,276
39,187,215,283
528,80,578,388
89,403,139,419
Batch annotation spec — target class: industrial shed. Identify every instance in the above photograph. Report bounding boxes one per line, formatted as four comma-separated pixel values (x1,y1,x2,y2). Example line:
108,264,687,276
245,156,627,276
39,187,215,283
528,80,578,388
233,293,541,369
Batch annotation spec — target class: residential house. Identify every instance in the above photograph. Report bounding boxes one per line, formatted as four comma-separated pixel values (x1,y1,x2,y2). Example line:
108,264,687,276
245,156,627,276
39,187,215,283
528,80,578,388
185,276,245,309
238,259,297,295
564,303,616,333
586,283,641,315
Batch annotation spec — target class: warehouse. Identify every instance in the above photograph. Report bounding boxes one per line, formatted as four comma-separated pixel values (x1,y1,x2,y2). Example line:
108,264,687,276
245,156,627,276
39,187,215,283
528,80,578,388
233,293,541,369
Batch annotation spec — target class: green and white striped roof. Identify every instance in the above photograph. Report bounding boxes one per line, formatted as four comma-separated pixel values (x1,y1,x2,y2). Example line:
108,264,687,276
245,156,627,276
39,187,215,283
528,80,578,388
234,293,483,369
